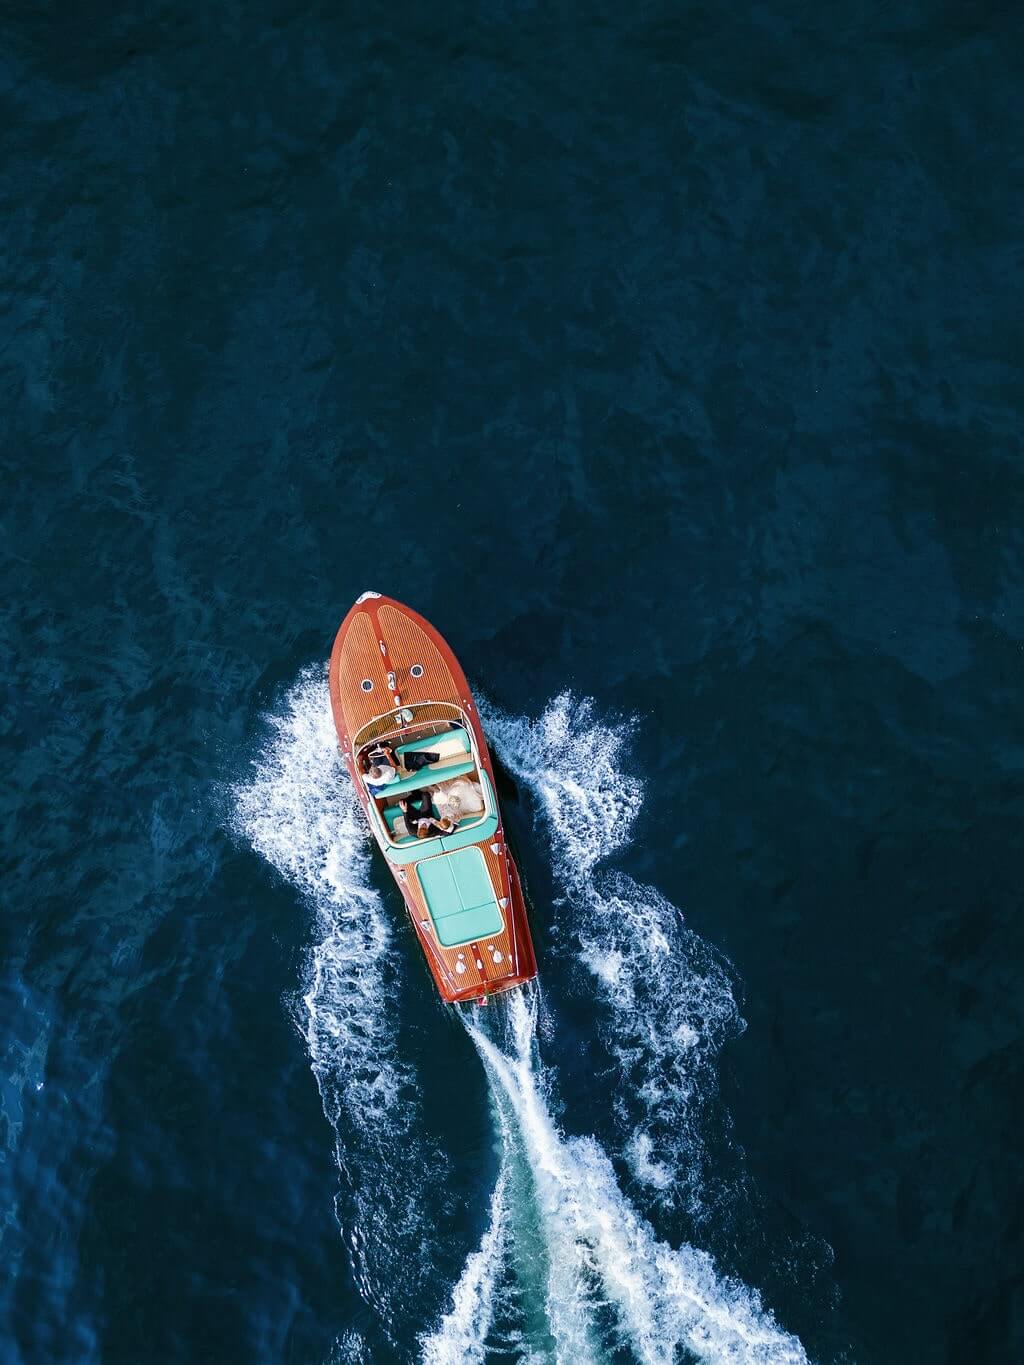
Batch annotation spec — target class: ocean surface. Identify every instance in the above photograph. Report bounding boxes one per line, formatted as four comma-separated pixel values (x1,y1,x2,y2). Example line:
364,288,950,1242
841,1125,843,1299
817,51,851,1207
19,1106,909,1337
3,4,1022,1362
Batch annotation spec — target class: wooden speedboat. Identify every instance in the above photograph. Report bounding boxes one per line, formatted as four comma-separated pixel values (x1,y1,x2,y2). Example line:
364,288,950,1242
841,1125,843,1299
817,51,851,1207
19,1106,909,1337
329,592,538,1005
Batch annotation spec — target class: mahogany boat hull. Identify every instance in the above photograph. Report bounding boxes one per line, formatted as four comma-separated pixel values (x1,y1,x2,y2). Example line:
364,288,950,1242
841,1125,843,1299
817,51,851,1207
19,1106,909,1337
329,593,537,1005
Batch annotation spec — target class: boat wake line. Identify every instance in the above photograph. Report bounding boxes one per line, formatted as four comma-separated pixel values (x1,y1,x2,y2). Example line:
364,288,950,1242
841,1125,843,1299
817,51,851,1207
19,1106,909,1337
421,987,808,1364
234,676,813,1362
232,668,448,1341
420,695,809,1365
478,695,745,1216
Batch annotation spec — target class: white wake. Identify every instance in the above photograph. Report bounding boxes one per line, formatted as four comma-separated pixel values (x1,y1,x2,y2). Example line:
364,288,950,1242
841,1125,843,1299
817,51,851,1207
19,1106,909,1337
419,1155,512,1364
422,694,811,1361
232,667,443,1337
453,989,808,1364
480,693,742,1213
232,667,409,1132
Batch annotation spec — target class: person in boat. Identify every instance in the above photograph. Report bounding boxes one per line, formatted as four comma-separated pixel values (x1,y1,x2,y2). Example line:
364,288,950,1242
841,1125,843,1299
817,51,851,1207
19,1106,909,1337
360,741,401,796
433,775,484,820
416,815,453,838
399,788,454,839
433,792,465,828
365,764,399,796
362,740,400,771
399,788,438,832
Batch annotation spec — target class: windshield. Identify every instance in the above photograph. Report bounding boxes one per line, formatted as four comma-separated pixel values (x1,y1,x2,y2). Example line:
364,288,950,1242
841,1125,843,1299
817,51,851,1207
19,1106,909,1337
353,699,467,750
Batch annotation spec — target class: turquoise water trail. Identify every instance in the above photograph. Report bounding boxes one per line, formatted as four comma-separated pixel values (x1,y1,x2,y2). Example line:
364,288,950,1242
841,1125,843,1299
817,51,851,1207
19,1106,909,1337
444,988,808,1363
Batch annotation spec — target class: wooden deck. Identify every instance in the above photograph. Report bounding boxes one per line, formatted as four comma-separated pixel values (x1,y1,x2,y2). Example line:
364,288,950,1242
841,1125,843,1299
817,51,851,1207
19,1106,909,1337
331,595,471,748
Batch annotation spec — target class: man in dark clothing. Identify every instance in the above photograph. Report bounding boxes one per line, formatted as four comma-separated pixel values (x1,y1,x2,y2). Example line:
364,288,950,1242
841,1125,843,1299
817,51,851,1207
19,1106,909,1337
400,787,450,838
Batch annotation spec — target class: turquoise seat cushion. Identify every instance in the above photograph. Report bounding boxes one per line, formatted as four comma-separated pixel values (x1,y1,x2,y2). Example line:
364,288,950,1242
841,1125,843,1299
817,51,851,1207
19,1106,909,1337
384,813,498,855
416,847,504,947
379,758,475,798
381,798,487,850
431,904,504,948
396,727,470,758
381,805,407,832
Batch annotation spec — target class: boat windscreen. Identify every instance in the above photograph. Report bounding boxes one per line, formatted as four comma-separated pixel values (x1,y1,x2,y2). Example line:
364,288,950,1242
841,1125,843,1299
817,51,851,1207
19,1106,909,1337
354,700,466,749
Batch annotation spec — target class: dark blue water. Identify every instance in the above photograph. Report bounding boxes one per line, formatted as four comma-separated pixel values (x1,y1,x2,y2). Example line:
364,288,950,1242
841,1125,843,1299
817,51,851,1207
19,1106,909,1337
3,4,1022,1362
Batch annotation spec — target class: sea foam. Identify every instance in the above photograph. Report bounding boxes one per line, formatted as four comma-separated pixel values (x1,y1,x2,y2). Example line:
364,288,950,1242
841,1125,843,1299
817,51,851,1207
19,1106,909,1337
232,668,441,1339
232,667,409,1131
480,693,742,1213
458,989,808,1364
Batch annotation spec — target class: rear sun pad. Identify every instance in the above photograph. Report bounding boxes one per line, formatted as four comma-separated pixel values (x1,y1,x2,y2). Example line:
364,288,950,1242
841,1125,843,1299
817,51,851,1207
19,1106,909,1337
416,847,504,948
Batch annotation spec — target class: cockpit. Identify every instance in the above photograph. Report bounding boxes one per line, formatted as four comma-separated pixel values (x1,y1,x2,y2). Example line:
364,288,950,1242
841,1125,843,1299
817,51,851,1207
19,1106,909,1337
354,704,494,854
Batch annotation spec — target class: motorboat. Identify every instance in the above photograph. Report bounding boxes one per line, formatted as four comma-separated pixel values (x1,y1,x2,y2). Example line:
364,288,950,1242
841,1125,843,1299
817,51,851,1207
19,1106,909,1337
329,592,538,1004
